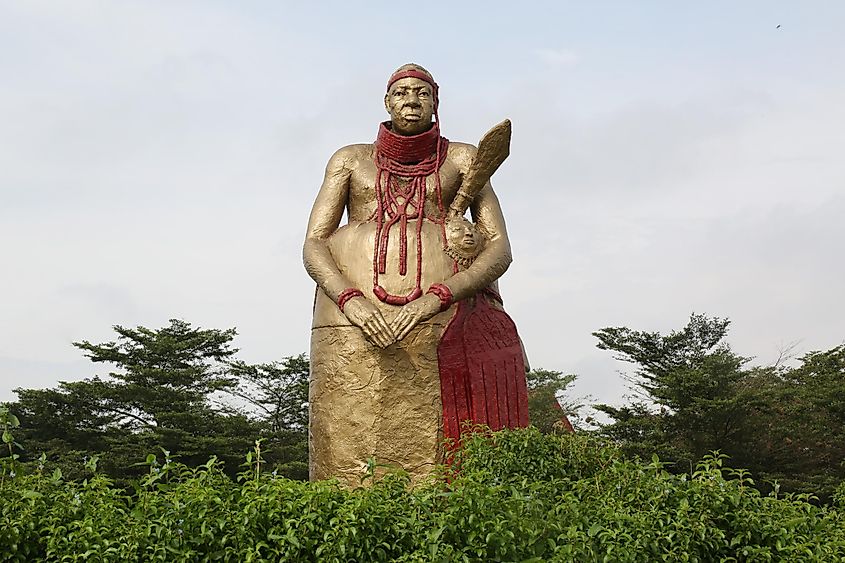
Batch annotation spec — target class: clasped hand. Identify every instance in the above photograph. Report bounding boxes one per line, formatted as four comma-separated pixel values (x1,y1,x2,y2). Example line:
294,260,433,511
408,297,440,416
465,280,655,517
342,294,443,348
389,293,442,341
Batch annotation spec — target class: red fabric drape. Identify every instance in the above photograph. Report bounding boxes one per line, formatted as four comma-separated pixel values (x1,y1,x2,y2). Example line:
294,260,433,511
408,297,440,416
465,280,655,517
437,296,529,449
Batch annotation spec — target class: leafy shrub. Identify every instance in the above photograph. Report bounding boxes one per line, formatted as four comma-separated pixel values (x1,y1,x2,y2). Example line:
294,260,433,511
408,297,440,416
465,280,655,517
2,429,844,562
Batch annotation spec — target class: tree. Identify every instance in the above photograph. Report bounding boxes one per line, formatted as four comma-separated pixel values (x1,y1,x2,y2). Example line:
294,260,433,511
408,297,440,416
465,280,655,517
593,314,756,470
227,355,309,432
11,380,127,479
525,369,580,434
8,320,300,481
68,319,246,470
738,345,845,499
72,319,239,430
225,355,310,479
593,314,845,500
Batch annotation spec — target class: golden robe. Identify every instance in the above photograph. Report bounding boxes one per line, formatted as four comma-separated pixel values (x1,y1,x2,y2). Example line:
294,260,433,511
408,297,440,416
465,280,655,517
309,220,455,486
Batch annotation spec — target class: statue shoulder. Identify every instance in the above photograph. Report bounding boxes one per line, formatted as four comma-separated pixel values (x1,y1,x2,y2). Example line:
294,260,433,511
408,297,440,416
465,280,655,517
447,141,478,171
327,143,374,172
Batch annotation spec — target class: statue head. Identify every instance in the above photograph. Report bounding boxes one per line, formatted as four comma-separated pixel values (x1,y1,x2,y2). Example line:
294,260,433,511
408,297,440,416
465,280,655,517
445,217,485,266
384,63,438,136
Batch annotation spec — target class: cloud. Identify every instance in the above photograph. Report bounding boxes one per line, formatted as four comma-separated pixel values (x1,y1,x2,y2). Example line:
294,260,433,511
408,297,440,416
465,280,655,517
533,48,579,67
0,357,93,403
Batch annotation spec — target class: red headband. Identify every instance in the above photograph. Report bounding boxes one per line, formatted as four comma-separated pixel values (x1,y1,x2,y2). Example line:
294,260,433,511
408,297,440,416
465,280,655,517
386,69,439,95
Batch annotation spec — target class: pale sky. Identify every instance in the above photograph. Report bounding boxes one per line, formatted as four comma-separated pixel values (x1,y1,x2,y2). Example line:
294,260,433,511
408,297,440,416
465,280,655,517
2,1,844,413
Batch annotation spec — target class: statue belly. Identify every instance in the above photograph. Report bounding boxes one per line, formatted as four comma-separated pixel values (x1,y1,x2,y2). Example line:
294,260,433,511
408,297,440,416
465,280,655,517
309,220,456,486
312,220,454,328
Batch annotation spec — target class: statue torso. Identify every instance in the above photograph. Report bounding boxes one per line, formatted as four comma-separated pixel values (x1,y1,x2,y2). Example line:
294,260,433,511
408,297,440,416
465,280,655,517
312,142,471,329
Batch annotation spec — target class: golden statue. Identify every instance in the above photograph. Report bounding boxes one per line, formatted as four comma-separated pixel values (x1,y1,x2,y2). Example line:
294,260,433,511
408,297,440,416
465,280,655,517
303,64,528,486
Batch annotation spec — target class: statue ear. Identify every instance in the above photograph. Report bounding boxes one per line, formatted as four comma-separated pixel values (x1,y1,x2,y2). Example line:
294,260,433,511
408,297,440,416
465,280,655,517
384,93,390,114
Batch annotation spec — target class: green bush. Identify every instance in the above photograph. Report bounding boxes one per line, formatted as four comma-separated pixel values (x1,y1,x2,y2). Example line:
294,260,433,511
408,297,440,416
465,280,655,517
2,429,844,562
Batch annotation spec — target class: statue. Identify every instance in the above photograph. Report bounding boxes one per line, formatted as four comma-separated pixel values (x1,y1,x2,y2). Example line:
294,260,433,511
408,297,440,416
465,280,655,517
303,64,529,486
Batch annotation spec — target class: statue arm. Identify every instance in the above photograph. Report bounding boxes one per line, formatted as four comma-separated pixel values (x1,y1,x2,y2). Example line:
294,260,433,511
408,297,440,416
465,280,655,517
444,182,513,301
303,148,357,301
303,147,396,348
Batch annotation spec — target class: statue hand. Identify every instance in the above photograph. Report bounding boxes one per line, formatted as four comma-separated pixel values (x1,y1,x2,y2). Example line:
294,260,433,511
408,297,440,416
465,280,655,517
390,294,442,342
343,297,396,348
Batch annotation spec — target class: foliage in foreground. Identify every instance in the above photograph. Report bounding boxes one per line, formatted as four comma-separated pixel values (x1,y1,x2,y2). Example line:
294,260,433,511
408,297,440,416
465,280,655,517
2,429,844,562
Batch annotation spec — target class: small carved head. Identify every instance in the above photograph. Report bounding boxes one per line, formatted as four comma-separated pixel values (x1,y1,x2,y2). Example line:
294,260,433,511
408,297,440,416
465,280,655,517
445,217,485,265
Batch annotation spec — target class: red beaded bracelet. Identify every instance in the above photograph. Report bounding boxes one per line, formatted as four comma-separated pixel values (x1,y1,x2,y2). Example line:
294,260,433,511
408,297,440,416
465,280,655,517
426,283,453,312
336,288,364,312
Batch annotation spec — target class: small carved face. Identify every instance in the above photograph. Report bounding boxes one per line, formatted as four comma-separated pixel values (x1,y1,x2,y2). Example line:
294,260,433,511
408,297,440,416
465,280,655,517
445,218,482,256
384,77,435,135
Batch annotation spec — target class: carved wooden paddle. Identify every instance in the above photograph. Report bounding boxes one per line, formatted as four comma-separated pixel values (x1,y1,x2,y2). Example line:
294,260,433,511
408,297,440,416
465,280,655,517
448,119,512,218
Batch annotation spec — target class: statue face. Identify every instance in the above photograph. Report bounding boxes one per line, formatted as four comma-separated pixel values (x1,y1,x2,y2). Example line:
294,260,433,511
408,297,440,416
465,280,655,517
384,77,435,136
445,218,482,256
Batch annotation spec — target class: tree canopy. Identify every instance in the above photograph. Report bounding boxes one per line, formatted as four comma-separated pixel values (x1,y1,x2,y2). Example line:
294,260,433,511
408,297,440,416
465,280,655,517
8,320,307,482
594,313,845,500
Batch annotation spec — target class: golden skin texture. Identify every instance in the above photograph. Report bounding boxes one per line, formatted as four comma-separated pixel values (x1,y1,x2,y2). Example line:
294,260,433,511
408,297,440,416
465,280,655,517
303,69,514,485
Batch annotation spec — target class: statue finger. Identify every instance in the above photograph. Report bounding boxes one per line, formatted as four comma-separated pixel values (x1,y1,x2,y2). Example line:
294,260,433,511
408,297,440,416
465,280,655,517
362,318,385,340
391,317,411,339
372,331,389,348
373,314,395,338
388,314,406,334
394,323,409,339
361,324,377,344
375,326,394,348
380,333,396,348
366,319,392,348
397,320,416,341
363,318,380,337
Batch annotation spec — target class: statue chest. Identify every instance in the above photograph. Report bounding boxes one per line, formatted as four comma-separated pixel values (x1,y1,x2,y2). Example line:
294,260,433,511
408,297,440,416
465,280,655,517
347,159,462,221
